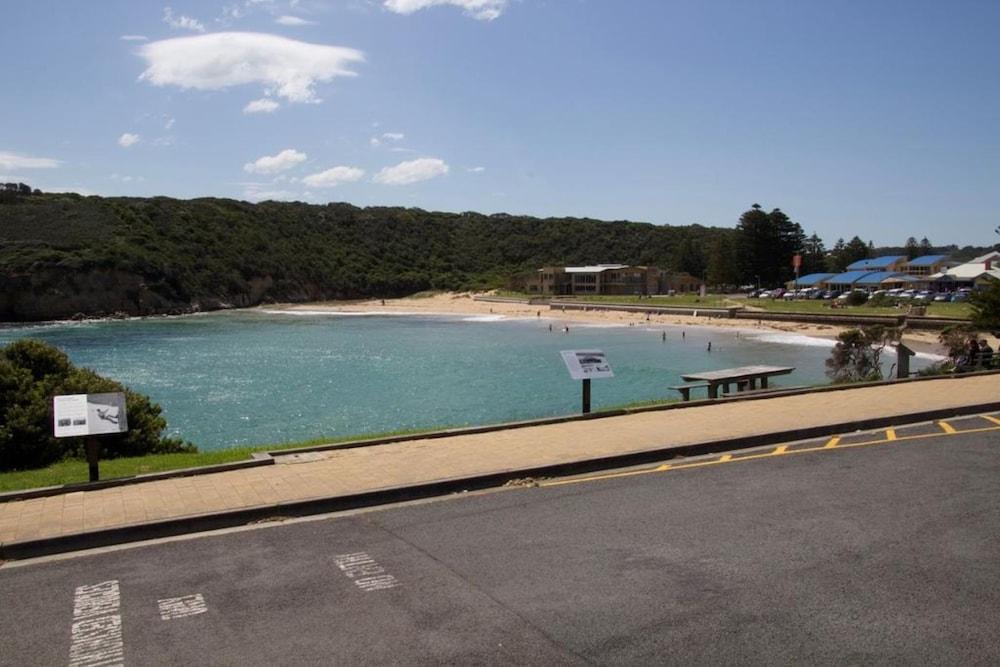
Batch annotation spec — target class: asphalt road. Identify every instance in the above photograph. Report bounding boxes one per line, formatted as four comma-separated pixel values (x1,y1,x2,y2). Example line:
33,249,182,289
2,415,999,665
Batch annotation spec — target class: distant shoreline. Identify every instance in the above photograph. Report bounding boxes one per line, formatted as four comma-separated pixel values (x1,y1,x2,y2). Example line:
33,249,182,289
266,292,955,358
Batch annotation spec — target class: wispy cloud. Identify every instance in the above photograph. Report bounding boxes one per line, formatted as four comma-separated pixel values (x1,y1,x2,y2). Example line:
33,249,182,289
243,148,307,174
383,0,507,21
468,166,485,173
373,157,449,185
244,98,280,114
138,32,364,104
0,151,61,170
370,132,405,147
276,15,315,26
162,6,206,32
120,34,148,41
118,133,141,148
302,166,365,187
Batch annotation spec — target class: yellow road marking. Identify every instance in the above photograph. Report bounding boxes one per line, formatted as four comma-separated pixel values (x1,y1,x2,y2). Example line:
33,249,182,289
536,418,1000,490
886,428,897,441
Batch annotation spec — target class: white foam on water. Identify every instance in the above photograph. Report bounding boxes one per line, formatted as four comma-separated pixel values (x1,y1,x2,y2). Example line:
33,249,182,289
460,314,507,322
259,309,424,317
746,332,837,348
749,331,946,361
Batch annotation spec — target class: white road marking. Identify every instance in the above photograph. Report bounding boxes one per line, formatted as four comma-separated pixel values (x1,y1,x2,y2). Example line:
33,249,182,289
334,552,400,591
157,594,207,620
69,580,123,667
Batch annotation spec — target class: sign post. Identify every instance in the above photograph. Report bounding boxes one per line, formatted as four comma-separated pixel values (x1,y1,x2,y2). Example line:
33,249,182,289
792,254,802,295
560,350,614,414
53,392,129,482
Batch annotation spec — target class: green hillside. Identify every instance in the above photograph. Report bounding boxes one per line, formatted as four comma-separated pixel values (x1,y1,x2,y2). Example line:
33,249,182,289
0,191,728,321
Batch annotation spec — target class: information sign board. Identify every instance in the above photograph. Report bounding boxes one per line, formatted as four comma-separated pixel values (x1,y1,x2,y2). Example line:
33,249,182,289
560,349,614,380
53,392,128,438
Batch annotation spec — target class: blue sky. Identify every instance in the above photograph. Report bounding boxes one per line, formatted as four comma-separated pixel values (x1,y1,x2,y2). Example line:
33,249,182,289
2,0,998,246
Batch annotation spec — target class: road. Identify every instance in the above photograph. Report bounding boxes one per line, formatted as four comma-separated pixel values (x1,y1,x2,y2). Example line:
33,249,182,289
2,414,999,665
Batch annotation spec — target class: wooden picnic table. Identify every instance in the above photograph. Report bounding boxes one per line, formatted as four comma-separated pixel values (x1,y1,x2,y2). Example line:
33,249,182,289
679,365,795,399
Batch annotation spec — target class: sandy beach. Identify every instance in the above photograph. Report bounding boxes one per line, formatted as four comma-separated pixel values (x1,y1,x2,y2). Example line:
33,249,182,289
267,292,963,357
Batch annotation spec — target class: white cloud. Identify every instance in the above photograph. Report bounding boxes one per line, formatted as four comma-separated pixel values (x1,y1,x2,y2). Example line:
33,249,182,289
243,148,307,174
118,133,141,148
164,117,175,130
110,173,145,183
468,166,485,173
302,166,365,187
120,34,148,41
373,157,449,185
370,132,404,147
0,151,61,170
163,6,206,32
244,98,280,114
138,32,364,104
276,15,315,25
383,0,506,20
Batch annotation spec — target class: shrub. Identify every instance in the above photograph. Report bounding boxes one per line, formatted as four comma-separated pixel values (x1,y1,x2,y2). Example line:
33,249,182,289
845,290,868,306
0,339,194,471
825,325,901,383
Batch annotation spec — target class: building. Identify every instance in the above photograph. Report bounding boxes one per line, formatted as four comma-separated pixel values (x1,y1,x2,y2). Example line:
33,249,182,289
845,256,908,272
902,254,955,276
528,265,662,296
928,251,1000,290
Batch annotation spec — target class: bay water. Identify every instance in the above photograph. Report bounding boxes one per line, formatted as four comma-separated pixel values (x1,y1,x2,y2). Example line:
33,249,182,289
0,310,930,451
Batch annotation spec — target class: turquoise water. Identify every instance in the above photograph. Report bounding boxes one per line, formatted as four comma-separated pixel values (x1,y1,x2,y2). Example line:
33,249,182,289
0,310,926,451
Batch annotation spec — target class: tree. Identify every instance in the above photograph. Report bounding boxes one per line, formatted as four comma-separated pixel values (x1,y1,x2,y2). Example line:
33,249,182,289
734,204,802,286
826,238,847,272
841,236,871,268
969,280,1000,336
672,236,705,278
919,237,933,255
706,235,739,287
800,233,826,275
825,326,901,383
0,339,193,471
904,237,919,260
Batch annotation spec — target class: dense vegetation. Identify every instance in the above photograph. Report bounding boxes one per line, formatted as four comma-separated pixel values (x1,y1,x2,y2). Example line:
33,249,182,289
1,188,995,321
0,340,193,471
0,190,733,320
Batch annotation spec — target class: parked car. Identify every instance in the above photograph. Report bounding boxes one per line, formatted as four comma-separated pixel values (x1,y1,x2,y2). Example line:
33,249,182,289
933,293,950,302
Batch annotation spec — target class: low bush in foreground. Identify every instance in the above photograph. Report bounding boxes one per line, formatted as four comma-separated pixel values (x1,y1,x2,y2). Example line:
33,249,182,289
0,339,194,471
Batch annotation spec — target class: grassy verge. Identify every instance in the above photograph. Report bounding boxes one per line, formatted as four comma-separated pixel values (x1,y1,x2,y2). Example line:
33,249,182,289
0,427,448,494
565,293,970,319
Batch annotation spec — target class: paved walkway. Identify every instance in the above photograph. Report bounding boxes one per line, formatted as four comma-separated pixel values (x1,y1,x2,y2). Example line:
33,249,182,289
2,374,999,548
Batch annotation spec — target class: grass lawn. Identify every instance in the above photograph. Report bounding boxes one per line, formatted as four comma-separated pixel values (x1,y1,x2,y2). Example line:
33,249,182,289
0,427,446,494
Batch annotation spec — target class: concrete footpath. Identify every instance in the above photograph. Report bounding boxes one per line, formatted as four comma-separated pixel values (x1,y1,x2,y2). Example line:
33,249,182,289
2,374,999,559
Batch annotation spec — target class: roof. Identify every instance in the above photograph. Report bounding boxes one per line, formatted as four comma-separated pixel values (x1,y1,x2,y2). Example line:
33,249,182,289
972,250,1000,263
882,274,920,283
794,272,835,286
845,256,906,271
930,263,1000,280
906,254,949,266
854,271,903,286
826,271,877,284
564,264,630,273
